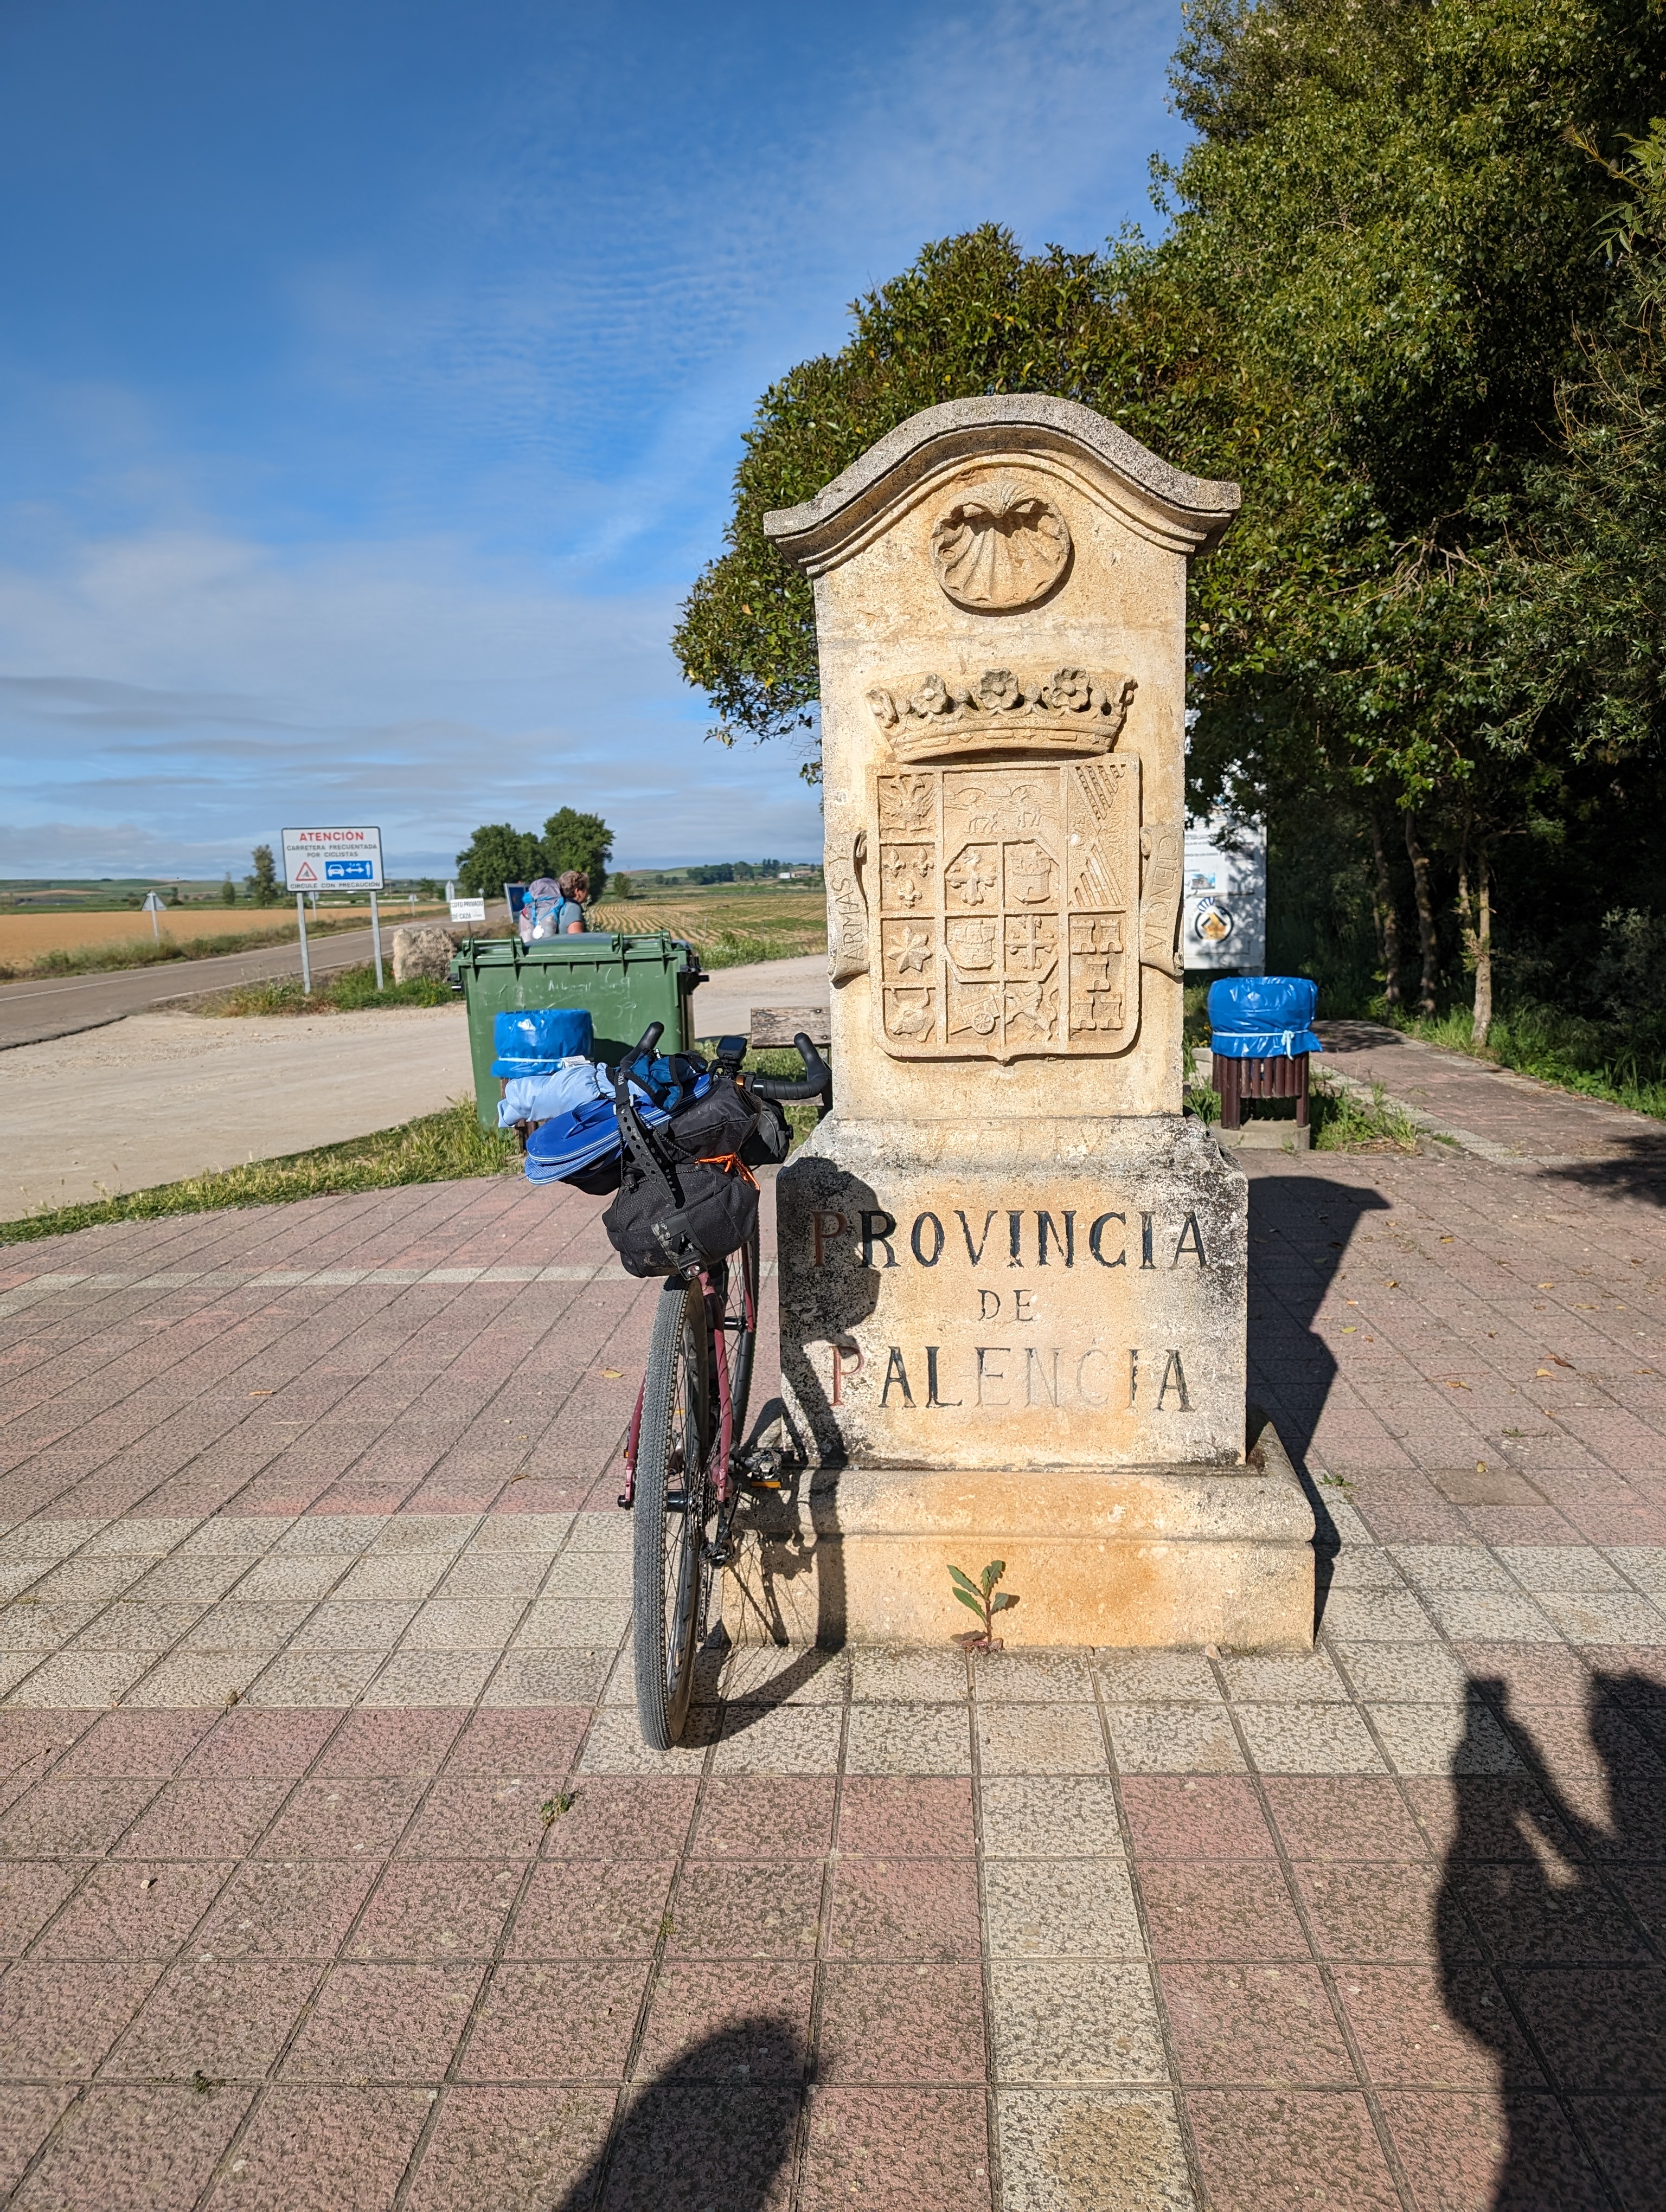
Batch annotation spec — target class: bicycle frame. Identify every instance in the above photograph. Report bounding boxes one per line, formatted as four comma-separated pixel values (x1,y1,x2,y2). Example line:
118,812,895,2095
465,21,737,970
616,1246,754,1514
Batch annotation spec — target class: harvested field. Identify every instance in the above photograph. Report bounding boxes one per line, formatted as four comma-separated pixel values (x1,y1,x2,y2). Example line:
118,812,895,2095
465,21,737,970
589,883,826,965
0,903,447,961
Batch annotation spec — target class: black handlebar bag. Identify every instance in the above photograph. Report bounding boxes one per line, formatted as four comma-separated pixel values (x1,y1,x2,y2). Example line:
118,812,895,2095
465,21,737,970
602,1076,761,1278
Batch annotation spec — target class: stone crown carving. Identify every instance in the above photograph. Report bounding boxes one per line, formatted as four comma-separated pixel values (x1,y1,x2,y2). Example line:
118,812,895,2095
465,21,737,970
864,667,1136,762
929,477,1072,610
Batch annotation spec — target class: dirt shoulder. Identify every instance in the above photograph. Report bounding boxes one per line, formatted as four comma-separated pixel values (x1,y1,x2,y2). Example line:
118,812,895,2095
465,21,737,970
0,1006,471,1216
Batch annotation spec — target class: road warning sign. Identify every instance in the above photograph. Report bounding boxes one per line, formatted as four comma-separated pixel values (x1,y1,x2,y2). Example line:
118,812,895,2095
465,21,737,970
281,826,384,892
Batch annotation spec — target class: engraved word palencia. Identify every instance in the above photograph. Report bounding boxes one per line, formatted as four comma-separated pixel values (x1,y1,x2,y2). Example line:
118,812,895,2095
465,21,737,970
930,477,1072,610
870,756,1143,1062
864,666,1137,763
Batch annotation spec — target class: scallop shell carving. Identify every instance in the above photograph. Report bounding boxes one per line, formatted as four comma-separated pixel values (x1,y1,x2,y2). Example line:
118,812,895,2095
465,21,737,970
929,476,1072,611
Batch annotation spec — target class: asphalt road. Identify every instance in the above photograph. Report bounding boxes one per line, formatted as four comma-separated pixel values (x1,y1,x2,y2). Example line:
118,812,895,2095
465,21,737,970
0,923,400,1051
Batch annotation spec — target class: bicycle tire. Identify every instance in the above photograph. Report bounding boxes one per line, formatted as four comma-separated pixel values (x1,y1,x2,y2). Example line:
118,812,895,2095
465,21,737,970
633,1274,710,1750
721,1221,761,1454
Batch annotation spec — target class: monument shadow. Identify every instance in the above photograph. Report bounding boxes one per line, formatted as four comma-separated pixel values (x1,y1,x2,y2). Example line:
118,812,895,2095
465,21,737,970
1244,1171,1389,1630
718,1163,887,1657
1437,1673,1666,2210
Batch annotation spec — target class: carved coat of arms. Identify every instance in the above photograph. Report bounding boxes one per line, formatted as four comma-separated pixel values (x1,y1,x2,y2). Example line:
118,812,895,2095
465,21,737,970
834,664,1181,1062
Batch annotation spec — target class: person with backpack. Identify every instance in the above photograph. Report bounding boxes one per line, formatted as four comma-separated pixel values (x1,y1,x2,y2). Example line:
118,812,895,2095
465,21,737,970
555,870,589,933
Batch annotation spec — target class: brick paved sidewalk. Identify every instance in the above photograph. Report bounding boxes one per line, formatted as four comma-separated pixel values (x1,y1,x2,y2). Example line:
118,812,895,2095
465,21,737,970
1317,1018,1666,1178
0,1128,1663,2209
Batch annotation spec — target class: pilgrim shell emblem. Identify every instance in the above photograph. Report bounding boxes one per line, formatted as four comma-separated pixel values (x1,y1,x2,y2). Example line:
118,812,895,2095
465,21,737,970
930,477,1072,611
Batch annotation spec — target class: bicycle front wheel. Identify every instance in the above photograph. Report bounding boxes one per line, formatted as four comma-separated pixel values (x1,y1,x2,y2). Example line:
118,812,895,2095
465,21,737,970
633,1273,711,1750
720,1220,761,1455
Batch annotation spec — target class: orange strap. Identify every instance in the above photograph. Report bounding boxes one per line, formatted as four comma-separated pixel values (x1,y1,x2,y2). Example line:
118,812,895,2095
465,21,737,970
698,1152,759,1189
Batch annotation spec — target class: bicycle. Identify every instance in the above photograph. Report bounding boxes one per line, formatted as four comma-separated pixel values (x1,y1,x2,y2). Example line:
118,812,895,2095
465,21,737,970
612,1024,831,1749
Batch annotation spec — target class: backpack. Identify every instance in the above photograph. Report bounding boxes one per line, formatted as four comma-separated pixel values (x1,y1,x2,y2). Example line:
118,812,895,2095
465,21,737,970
601,1073,762,1277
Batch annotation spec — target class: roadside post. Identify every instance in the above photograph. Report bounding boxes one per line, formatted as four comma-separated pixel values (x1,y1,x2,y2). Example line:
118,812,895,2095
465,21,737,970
140,891,164,944
282,826,386,996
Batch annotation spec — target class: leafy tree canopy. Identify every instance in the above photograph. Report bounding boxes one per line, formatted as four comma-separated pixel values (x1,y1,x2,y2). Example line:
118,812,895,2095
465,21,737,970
677,0,1666,813
454,824,544,901
540,808,613,900
454,812,613,901
674,0,1666,1040
245,844,279,907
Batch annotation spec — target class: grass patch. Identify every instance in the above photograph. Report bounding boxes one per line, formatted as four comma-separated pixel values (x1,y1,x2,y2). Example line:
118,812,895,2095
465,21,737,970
1312,1073,1421,1151
1393,1003,1666,1122
0,915,372,982
1187,1064,1419,1149
0,1100,516,1244
197,963,455,1017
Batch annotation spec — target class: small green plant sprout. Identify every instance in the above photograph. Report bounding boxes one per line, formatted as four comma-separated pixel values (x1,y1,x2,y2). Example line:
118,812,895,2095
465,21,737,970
539,1793,574,1829
948,1560,1018,1651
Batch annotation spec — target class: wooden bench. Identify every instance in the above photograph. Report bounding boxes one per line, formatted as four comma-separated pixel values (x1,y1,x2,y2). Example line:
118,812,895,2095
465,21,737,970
750,1006,833,1118
747,1005,831,1050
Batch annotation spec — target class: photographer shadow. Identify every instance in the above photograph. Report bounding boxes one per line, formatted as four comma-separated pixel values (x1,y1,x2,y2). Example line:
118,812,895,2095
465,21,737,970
544,2018,805,2211
1437,1674,1666,2209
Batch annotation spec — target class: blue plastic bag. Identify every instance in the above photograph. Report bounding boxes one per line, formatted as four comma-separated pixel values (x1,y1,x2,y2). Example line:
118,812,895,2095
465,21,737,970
523,1083,669,1185
497,1062,610,1128
490,1007,594,1078
1207,976,1322,1059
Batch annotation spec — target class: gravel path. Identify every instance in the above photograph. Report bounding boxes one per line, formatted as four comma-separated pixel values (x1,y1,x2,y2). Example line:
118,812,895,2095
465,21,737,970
0,1007,471,1216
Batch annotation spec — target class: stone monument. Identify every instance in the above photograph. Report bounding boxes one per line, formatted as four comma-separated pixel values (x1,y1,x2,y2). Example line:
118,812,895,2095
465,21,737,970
726,397,1313,1650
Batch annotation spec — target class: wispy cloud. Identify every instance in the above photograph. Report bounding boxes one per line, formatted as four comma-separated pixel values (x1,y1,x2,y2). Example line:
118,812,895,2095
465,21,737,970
0,517,818,871
0,0,1186,877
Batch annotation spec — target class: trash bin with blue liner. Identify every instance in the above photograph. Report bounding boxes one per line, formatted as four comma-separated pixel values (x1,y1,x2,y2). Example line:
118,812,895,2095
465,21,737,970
1208,976,1322,1140
450,931,705,1131
490,1007,594,1078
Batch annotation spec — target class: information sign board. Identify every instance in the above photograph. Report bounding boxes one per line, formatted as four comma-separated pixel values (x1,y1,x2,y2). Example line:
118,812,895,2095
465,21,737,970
1182,814,1266,972
281,826,384,891
450,897,487,924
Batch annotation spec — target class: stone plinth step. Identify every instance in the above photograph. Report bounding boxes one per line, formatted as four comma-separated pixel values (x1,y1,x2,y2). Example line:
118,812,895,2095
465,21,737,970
1215,1121,1312,1152
720,1419,1314,1652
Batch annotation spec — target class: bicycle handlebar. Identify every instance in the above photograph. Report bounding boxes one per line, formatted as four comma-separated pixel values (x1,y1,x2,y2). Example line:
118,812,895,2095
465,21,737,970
619,1020,829,1105
748,1033,831,1102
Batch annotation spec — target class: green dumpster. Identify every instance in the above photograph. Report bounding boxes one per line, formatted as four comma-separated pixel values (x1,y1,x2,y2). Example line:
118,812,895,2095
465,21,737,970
450,931,704,1130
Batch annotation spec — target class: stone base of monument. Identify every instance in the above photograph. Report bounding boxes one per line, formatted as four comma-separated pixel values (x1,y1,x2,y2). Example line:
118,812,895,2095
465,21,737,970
1215,1122,1313,1153
718,1417,1315,1651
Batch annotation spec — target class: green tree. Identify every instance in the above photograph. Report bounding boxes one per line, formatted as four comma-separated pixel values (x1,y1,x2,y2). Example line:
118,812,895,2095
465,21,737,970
220,877,237,906
1486,121,1666,764
454,824,543,899
675,0,1666,1041
246,845,279,906
540,808,612,900
671,224,1194,768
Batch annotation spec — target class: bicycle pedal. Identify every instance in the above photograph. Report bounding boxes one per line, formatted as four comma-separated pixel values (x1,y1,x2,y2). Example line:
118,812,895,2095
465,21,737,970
616,1493,633,1511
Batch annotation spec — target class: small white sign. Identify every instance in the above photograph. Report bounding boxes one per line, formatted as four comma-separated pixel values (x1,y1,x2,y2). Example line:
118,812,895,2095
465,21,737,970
140,892,165,912
281,825,384,891
449,896,487,924
1183,814,1266,972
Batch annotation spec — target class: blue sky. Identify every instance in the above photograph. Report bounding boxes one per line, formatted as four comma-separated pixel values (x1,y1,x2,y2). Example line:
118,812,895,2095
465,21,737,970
0,0,1189,879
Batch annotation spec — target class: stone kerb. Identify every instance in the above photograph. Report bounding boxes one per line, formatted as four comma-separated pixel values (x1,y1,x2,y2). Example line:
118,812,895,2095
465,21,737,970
734,395,1311,1651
